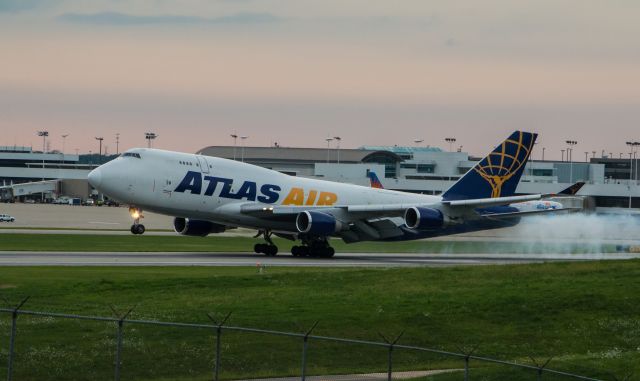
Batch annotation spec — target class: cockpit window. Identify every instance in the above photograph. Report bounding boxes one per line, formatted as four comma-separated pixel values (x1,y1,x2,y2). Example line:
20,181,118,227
122,152,141,159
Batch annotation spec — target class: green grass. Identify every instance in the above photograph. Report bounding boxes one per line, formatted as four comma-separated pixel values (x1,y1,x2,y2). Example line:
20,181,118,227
0,262,638,380
0,233,622,253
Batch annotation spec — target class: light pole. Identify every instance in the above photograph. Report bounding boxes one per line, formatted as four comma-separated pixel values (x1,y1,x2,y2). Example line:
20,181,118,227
566,140,577,183
445,137,456,152
542,147,546,161
626,141,634,208
95,137,104,164
145,132,157,148
334,136,342,164
240,136,248,163
561,149,565,162
584,152,589,163
116,133,120,155
37,131,49,201
230,134,238,160
61,134,69,164
325,137,333,163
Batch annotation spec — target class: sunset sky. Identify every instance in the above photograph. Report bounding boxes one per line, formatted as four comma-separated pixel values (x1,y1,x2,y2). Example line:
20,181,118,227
1,1,639,159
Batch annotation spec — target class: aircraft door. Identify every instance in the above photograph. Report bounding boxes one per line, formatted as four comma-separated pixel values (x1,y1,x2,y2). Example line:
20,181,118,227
197,156,210,174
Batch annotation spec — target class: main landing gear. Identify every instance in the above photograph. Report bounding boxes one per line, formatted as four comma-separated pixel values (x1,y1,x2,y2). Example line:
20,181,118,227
254,230,278,256
291,238,335,258
252,231,335,258
129,206,145,235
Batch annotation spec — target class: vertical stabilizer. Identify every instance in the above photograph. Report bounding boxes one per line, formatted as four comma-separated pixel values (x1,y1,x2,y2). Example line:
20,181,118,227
442,131,537,201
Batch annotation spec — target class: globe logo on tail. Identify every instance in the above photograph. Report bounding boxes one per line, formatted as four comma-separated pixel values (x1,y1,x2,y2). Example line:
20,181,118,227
473,131,535,198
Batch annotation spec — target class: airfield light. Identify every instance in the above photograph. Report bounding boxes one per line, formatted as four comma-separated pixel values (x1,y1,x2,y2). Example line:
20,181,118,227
334,136,342,164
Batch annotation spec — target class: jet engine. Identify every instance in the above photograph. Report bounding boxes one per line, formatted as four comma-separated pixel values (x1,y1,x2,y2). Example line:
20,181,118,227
404,207,444,230
296,211,343,235
173,217,226,237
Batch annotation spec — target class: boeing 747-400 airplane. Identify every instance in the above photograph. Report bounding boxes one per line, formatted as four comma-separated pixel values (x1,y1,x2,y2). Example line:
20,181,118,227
88,131,565,257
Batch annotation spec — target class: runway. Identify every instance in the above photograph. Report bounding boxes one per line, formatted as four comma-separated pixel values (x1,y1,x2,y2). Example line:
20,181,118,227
0,251,637,267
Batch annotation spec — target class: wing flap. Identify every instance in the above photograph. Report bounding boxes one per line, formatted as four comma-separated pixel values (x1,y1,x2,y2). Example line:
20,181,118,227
481,207,582,219
444,194,541,207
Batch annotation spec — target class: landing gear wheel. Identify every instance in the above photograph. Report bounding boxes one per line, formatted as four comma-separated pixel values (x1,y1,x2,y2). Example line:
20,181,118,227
131,224,145,235
265,245,278,256
255,243,278,256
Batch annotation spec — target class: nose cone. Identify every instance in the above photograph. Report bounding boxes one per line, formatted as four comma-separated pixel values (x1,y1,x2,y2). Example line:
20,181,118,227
88,167,102,188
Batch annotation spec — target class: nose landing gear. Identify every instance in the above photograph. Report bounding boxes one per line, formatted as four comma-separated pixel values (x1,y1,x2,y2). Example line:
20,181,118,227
129,206,145,235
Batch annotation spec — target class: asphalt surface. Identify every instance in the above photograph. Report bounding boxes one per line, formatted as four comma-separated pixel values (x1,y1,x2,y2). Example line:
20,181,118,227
0,251,637,267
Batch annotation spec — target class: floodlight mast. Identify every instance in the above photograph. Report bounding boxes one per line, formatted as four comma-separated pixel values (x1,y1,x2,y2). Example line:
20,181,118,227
145,132,158,148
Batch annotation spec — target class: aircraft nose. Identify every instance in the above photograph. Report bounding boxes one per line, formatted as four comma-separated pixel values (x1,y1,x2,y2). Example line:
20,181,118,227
88,167,102,188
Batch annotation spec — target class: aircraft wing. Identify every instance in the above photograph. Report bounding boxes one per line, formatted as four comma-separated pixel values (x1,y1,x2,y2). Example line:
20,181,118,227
240,194,543,219
480,207,582,219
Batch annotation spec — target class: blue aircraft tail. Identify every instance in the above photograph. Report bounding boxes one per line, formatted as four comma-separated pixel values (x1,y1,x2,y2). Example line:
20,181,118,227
367,171,384,189
442,131,537,201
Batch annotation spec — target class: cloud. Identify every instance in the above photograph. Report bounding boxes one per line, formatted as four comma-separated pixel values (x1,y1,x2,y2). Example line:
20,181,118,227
56,11,282,25
0,0,52,13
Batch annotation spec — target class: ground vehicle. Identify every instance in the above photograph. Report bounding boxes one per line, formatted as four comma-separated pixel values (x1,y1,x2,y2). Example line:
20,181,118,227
84,199,95,206
0,214,15,222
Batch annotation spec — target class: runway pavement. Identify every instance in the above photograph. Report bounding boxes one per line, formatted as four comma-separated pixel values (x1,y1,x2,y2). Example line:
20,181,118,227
0,251,637,267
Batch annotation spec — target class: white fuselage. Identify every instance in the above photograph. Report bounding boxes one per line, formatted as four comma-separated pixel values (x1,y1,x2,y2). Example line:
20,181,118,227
89,148,442,232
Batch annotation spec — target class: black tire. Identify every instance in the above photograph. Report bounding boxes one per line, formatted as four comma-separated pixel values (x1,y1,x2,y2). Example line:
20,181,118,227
136,225,146,235
130,225,137,234
324,247,335,258
291,246,300,256
266,245,278,256
254,243,263,253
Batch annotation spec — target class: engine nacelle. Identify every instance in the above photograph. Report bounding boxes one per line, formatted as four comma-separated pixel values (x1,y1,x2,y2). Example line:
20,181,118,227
296,211,343,236
404,207,444,230
173,217,226,237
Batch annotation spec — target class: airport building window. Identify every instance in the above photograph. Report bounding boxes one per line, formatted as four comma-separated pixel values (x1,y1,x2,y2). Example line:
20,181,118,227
416,164,435,173
532,169,553,176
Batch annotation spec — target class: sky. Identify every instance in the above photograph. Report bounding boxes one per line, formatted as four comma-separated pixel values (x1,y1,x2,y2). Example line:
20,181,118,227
1,1,639,159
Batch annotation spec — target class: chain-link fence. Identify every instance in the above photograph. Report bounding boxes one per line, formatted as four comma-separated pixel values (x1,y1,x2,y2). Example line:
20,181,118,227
0,303,610,381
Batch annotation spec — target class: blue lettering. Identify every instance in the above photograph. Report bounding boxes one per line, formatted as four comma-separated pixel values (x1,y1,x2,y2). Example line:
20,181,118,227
174,171,202,194
203,176,224,196
218,178,235,198
258,184,281,204
233,181,257,201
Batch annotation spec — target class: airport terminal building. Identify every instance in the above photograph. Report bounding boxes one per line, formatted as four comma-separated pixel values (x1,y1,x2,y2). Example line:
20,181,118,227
197,145,640,211
0,146,96,201
1,143,639,211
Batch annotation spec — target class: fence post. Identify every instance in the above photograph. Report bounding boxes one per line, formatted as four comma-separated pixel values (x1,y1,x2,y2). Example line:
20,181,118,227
6,297,29,381
300,321,319,381
207,312,231,381
111,306,135,381
379,331,404,381
529,356,553,381
464,356,469,381
454,345,478,381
